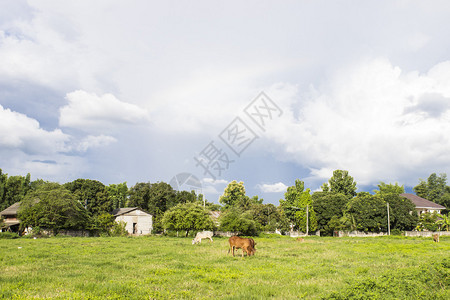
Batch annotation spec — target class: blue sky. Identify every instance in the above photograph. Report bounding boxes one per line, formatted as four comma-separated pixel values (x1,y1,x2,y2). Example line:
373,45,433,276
1,1,450,205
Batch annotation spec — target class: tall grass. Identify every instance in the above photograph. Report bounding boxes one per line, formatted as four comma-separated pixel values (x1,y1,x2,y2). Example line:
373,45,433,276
0,235,448,299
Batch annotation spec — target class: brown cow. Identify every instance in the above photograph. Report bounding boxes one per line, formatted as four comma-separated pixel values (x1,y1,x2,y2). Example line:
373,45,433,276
228,236,256,257
433,233,440,243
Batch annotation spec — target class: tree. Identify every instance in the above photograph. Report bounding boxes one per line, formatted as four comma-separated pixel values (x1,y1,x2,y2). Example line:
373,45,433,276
345,193,387,232
64,179,111,216
437,214,449,231
374,182,405,195
107,182,128,210
128,181,178,233
219,207,258,236
18,183,89,235
128,182,152,211
219,181,249,209
0,170,31,211
326,170,357,198
280,179,317,232
175,190,197,204
249,203,285,231
413,173,450,212
147,182,178,213
162,202,215,236
312,191,349,236
378,193,418,231
416,212,439,231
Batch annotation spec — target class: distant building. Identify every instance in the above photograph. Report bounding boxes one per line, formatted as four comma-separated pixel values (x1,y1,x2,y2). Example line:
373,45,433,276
400,193,446,215
111,207,153,235
0,202,21,233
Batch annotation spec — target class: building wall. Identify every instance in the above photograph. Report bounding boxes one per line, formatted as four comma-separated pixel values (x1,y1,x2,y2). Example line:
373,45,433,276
115,210,152,235
415,208,442,215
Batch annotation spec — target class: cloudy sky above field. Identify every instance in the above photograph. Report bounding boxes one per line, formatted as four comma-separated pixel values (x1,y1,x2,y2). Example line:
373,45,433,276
1,0,450,204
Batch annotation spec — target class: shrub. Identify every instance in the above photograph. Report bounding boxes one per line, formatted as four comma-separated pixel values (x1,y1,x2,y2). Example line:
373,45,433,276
110,221,128,237
326,258,449,299
0,232,20,239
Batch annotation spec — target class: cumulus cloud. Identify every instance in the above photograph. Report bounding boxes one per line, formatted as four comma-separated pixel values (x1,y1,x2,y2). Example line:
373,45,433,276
0,104,69,154
202,178,229,185
75,135,117,152
266,58,450,186
258,182,288,193
59,90,150,132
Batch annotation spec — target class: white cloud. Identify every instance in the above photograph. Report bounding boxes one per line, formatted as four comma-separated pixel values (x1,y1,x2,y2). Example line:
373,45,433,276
59,90,150,132
258,182,288,193
0,104,69,154
75,135,117,152
266,58,450,186
202,178,228,185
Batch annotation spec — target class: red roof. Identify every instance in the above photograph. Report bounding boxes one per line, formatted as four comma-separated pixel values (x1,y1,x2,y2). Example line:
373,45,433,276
400,193,446,210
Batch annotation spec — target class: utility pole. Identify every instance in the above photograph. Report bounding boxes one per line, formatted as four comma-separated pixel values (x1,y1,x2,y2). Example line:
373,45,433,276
387,202,390,236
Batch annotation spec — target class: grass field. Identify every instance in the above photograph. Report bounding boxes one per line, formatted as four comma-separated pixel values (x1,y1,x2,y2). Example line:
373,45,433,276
0,234,448,299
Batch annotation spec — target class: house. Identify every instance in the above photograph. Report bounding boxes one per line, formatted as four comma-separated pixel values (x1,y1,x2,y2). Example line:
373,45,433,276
111,207,153,235
0,202,21,233
400,193,446,215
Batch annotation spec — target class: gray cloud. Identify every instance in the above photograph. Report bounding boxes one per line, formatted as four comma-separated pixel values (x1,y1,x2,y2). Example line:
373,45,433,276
405,93,450,118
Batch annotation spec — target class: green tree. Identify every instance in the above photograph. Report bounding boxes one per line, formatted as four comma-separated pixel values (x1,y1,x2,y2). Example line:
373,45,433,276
64,179,111,216
379,194,418,231
345,193,387,232
312,191,349,236
18,183,89,235
219,180,249,209
128,182,178,232
280,179,317,232
437,214,449,231
0,171,31,211
374,182,405,195
162,202,215,236
107,182,128,210
128,182,152,211
413,173,450,212
219,207,258,236
249,203,284,231
327,170,357,198
175,190,198,205
416,212,439,231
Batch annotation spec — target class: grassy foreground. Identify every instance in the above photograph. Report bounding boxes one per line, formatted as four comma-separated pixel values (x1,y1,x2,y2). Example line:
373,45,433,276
0,235,448,299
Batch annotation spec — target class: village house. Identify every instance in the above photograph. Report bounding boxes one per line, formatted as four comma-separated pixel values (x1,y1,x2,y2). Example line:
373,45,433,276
400,193,446,215
0,202,21,233
111,207,153,235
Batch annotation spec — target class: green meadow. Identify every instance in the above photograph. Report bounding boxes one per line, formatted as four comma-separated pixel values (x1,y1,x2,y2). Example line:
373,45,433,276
0,235,448,299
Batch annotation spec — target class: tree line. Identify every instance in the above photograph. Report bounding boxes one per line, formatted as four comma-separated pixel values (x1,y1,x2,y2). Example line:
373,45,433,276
1,168,449,236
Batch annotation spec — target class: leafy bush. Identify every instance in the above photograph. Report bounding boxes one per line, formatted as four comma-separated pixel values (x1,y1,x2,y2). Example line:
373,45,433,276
390,228,403,236
110,221,128,237
0,232,20,239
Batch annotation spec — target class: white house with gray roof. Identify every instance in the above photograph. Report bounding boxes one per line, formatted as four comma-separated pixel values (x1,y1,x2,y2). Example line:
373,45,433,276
400,193,446,215
111,207,153,235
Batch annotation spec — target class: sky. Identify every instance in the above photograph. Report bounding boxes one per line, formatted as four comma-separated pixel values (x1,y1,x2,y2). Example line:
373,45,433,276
1,0,450,205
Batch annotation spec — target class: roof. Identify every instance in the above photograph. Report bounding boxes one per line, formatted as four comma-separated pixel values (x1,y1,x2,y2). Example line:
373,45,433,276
111,207,151,217
400,193,446,210
0,202,21,217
